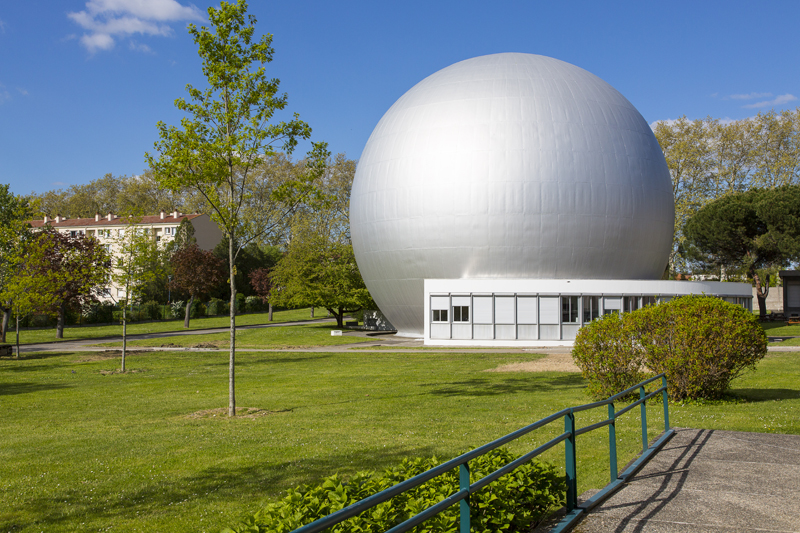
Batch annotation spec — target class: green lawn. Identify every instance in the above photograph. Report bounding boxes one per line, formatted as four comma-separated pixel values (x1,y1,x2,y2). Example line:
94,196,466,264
96,323,373,349
5,307,332,345
1,349,798,532
760,321,800,337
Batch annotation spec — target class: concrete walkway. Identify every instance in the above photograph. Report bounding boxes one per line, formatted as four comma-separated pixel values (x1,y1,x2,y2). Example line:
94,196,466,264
574,427,800,532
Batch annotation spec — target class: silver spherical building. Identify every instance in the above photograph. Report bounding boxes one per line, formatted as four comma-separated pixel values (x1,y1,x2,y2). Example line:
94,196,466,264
350,53,675,337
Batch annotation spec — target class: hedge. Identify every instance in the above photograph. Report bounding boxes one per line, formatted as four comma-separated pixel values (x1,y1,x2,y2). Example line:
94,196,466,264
224,449,565,533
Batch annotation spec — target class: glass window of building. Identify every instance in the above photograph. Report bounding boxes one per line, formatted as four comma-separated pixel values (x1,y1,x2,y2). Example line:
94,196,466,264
583,296,600,322
623,296,639,313
561,296,579,323
453,306,469,322
432,309,448,322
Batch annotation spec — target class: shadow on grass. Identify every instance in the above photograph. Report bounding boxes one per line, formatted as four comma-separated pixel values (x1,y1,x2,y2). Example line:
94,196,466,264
204,353,334,367
425,374,585,397
15,443,440,532
0,382,73,395
730,388,800,401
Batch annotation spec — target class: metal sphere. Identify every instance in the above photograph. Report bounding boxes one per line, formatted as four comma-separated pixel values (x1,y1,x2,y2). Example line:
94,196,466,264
350,53,675,336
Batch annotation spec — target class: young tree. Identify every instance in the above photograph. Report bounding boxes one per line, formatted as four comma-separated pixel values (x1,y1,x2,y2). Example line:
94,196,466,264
170,244,226,327
111,216,162,371
270,223,374,327
0,185,33,342
28,227,110,339
146,0,327,416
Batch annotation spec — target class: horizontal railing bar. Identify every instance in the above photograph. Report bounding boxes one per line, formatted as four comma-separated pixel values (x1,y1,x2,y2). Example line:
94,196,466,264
385,489,469,533
608,373,666,402
470,432,571,493
570,398,611,413
574,418,613,437
614,388,665,418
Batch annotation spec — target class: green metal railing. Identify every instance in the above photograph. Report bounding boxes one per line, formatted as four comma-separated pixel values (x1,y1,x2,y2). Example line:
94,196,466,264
290,374,675,533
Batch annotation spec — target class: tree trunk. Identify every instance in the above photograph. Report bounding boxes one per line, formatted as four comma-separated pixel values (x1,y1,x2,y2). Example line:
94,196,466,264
56,303,65,338
15,314,20,359
334,308,344,327
753,272,771,319
121,303,127,372
1,306,9,343
268,302,273,321
228,236,236,417
310,307,314,318
184,294,194,328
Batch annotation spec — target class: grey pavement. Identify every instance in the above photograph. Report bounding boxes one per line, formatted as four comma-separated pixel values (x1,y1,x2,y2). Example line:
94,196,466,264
573,428,800,532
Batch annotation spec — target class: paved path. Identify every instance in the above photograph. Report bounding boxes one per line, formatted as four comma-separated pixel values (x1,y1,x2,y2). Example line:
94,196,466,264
574,427,800,532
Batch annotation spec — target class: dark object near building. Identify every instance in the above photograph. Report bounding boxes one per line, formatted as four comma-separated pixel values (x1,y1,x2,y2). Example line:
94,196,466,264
779,271,800,322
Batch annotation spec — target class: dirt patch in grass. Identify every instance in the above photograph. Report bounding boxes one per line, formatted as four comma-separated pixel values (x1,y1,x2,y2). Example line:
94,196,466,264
185,407,286,419
485,352,580,373
192,342,221,349
99,368,148,375
78,350,149,362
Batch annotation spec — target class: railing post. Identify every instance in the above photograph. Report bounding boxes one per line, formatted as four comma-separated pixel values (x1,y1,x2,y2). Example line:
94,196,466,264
459,462,470,533
640,386,648,452
565,410,577,511
608,402,617,481
662,375,670,431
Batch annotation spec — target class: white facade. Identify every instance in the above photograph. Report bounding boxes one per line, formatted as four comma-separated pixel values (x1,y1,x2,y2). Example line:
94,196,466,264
424,279,753,346
29,211,223,301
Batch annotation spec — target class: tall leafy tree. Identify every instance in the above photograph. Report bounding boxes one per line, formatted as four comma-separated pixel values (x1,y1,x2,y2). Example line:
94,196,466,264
0,185,34,342
146,0,327,416
683,185,800,317
170,244,226,328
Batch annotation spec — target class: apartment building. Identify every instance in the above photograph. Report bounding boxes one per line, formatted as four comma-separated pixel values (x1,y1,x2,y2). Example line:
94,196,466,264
28,210,223,300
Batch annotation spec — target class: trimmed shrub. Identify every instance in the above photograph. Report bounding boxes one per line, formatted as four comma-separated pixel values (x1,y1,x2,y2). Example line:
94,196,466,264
190,301,206,318
141,300,162,320
223,449,565,533
572,312,647,399
82,302,115,324
572,296,768,401
235,292,246,314
245,295,263,313
207,298,227,316
636,295,767,401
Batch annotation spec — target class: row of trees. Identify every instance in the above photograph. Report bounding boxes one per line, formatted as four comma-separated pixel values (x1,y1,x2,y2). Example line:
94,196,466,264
654,109,800,272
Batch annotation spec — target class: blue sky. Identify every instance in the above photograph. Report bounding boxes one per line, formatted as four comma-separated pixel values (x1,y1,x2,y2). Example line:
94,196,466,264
1,0,799,195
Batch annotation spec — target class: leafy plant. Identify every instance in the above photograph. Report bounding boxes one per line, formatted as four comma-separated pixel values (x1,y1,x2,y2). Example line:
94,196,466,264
572,296,768,401
223,449,565,533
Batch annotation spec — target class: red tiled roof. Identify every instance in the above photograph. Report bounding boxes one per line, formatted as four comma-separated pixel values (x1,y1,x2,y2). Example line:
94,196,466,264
28,213,202,228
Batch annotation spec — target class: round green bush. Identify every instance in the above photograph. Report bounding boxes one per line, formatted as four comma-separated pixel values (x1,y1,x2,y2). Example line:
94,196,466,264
572,296,767,401
572,312,647,399
245,295,263,312
141,300,162,320
636,295,767,401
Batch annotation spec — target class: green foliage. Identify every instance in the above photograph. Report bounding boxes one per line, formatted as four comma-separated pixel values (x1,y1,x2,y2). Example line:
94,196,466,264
235,292,246,313
245,295,263,312
224,449,565,533
191,300,207,319
207,297,228,316
572,296,768,401
141,300,163,320
636,296,767,401
571,312,648,399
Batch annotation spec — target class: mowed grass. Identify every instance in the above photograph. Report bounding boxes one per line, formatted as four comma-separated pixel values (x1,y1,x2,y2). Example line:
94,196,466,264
7,307,331,345
97,323,373,349
1,348,798,533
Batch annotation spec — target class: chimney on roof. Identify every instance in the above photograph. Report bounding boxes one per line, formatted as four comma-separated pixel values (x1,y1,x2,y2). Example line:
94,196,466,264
172,209,179,218
95,213,100,222
44,215,50,223
55,214,62,223
107,212,113,221
159,210,165,220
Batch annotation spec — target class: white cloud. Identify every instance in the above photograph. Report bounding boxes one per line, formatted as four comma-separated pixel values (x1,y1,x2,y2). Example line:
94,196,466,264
129,40,154,53
0,18,6,33
649,118,681,130
0,90,10,104
68,0,203,53
729,92,773,100
17,87,28,96
742,93,797,109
